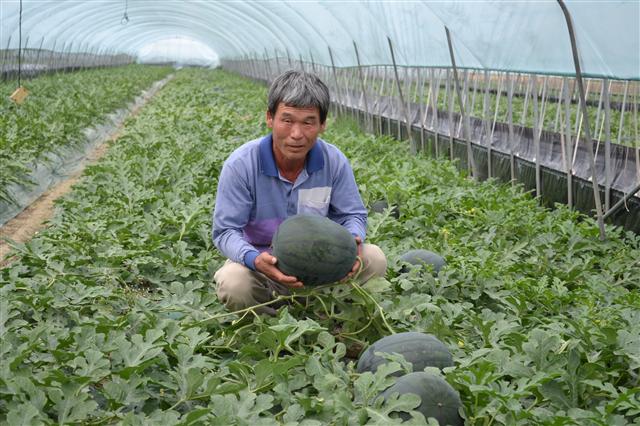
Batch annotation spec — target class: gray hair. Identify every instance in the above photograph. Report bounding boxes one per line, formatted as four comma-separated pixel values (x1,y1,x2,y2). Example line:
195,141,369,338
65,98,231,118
267,70,330,124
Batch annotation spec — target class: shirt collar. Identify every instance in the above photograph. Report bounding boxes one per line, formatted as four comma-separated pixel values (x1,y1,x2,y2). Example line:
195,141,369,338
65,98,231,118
259,133,324,177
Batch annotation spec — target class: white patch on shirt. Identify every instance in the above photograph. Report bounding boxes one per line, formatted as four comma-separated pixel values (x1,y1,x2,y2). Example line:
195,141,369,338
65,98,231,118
298,186,332,216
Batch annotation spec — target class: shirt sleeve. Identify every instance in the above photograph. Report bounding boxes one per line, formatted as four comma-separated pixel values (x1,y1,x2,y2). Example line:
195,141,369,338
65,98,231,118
328,151,368,241
212,159,260,268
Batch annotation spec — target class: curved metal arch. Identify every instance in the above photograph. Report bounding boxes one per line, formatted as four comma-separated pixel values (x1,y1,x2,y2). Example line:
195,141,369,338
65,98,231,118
207,1,298,57
225,1,323,59
319,2,386,66
59,11,229,54
2,0,315,60
0,1,221,55
273,1,337,64
34,2,240,55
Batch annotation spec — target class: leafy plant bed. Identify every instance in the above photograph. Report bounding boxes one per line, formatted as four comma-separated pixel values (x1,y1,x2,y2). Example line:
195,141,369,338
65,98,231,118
0,64,172,207
1,68,639,425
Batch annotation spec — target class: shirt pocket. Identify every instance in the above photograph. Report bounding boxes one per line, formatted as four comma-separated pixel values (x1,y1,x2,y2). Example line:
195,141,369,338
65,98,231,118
297,186,332,216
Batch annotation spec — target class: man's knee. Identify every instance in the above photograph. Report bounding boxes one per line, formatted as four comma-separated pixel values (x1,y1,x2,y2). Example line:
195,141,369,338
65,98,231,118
360,243,387,280
214,261,255,309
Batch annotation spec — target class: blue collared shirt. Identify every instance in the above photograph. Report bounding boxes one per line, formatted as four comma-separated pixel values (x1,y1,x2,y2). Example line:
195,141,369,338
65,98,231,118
212,134,367,270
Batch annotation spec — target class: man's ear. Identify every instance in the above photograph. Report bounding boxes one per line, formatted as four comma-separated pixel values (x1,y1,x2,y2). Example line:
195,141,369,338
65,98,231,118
266,110,273,129
319,121,326,133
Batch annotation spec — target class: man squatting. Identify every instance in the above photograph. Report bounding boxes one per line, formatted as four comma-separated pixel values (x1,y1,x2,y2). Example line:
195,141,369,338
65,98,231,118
213,70,387,315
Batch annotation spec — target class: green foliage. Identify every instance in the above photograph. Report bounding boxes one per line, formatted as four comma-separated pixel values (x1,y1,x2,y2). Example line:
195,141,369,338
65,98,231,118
1,68,639,425
0,65,172,205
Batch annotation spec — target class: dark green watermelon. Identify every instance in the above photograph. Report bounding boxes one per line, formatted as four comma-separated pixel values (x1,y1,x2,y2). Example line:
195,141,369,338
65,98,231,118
357,332,453,376
399,249,446,274
378,372,464,425
272,214,356,286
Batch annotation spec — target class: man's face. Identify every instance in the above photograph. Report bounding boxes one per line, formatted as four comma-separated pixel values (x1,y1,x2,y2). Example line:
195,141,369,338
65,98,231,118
266,102,325,164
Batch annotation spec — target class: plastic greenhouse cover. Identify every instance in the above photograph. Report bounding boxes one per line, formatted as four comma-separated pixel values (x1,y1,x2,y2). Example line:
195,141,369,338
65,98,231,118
1,0,638,80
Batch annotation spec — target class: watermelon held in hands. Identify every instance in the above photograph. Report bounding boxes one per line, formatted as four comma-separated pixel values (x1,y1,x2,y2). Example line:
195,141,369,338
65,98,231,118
399,249,446,274
272,214,357,286
378,372,464,425
356,332,454,376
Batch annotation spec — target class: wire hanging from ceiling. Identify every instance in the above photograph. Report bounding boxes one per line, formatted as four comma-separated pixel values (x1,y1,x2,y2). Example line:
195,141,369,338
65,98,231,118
121,0,130,25
17,0,23,86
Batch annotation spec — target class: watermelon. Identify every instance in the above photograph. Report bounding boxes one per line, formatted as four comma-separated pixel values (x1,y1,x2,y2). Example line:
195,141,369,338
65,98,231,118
357,332,453,376
378,372,464,425
399,249,446,274
272,214,357,286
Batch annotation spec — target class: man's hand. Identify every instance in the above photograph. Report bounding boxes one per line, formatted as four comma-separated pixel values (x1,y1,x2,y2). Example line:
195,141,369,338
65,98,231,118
342,236,363,281
254,251,304,289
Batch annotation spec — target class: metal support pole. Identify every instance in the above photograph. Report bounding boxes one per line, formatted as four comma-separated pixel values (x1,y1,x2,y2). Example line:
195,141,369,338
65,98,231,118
603,79,612,211
33,36,45,74
532,75,541,196
274,48,280,75
593,81,605,153
255,52,264,81
387,37,415,152
419,68,429,151
405,67,415,141
521,78,532,126
66,42,74,71
482,70,492,178
553,79,564,133
456,70,471,137
574,80,591,138
263,48,272,81
507,73,516,184
56,41,67,73
310,51,317,74
634,87,639,188
470,70,480,119
2,36,12,81
616,81,629,146
558,0,605,240
353,41,371,133
446,69,455,159
327,46,343,117
388,68,395,137
537,76,549,139
350,67,357,121
563,77,574,207
431,69,443,157
363,66,373,131
286,48,292,69
490,72,504,143
377,66,386,135
445,27,477,178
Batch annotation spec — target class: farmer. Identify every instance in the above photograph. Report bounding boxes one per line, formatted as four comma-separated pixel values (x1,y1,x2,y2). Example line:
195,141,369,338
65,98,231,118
212,70,387,315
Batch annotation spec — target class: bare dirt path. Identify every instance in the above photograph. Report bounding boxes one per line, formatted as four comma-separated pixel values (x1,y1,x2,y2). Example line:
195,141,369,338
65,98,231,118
0,75,173,268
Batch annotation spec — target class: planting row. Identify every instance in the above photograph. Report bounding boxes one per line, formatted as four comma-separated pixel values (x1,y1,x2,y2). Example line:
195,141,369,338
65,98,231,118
0,64,172,206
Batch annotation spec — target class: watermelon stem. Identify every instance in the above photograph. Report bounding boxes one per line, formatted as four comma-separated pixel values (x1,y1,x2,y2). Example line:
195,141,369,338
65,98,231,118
309,293,331,318
194,295,295,323
349,281,396,335
336,315,375,337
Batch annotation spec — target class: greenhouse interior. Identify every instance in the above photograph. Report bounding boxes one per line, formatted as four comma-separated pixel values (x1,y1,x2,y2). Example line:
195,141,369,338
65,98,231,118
1,0,639,424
